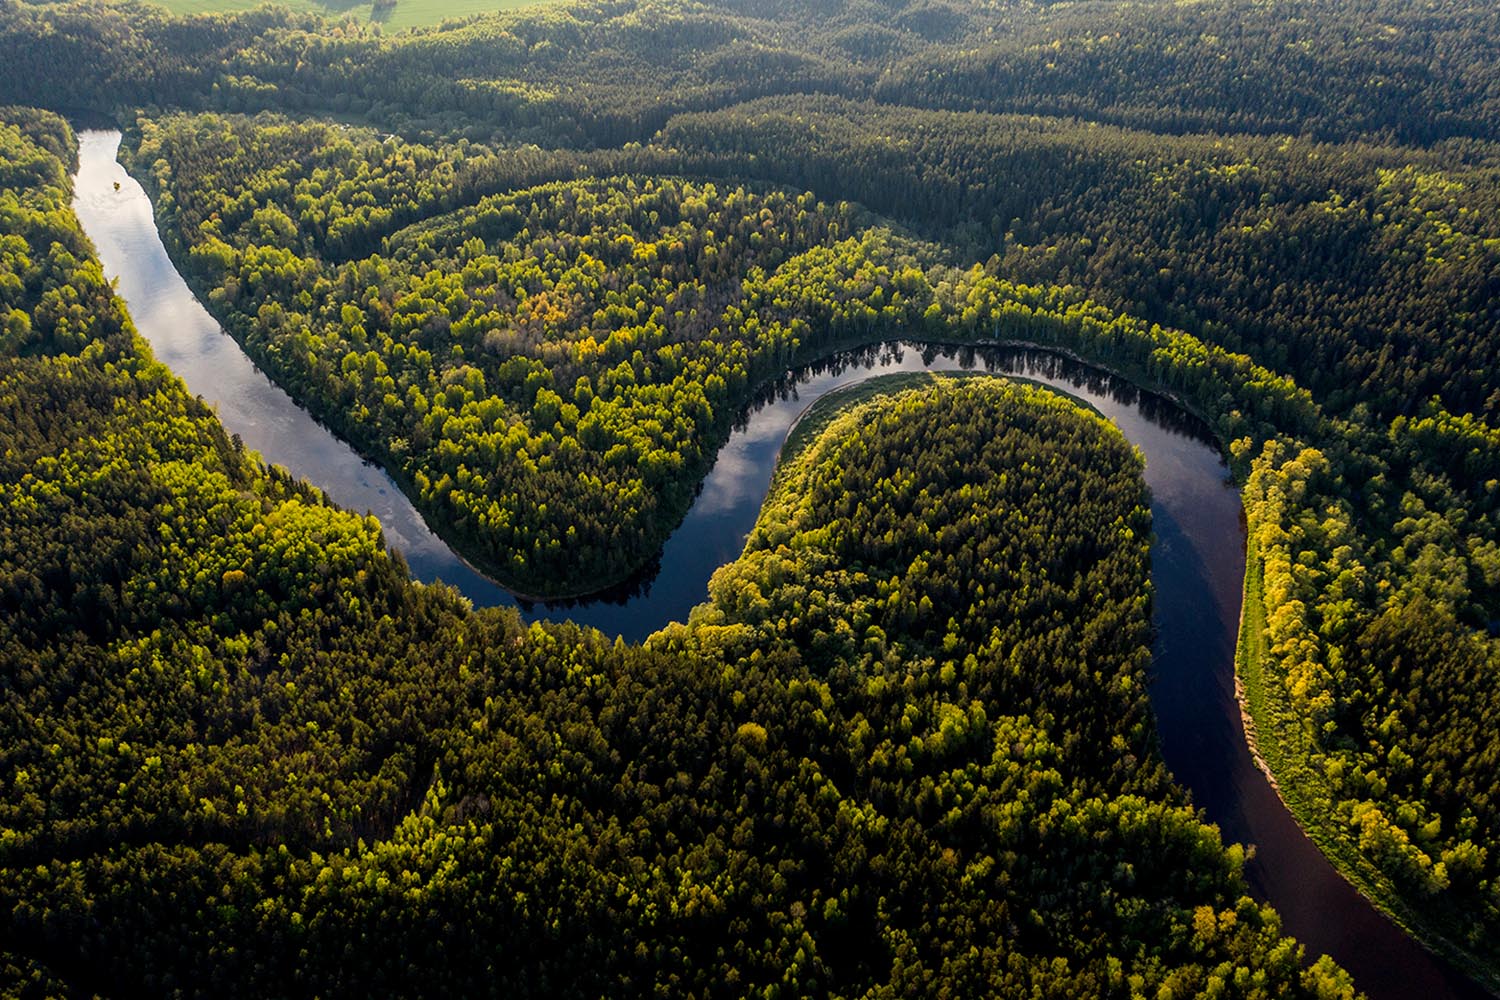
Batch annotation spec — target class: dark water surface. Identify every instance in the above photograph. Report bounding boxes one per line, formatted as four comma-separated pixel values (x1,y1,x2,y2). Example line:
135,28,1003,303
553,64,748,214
72,129,1491,1000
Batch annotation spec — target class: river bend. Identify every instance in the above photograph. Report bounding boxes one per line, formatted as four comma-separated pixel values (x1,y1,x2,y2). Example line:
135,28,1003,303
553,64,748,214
71,128,1491,1000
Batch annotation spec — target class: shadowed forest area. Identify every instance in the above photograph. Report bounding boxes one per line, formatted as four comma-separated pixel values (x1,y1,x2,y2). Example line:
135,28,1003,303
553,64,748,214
1,0,1500,993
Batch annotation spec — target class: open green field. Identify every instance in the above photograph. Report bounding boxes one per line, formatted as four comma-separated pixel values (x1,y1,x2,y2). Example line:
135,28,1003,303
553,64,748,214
133,0,548,32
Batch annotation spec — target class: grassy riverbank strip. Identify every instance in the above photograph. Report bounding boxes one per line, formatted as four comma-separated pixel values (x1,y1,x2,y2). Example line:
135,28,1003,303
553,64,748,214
1236,544,1500,995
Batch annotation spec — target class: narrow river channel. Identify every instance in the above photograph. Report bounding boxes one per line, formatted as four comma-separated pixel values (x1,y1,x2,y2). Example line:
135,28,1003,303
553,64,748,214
71,128,1492,1000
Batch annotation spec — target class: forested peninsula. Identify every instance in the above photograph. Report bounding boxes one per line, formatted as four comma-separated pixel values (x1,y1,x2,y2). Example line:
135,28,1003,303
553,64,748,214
1,108,1365,996
1,0,1499,994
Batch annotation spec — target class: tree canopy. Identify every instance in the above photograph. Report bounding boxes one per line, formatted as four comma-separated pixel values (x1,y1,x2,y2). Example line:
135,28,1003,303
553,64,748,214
0,0,1499,987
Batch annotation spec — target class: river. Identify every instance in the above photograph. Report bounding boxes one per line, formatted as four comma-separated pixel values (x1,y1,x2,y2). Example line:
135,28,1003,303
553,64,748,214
70,128,1492,1000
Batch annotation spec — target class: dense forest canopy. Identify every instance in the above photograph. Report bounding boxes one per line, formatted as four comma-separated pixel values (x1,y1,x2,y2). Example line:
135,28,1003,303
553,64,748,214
0,111,1360,995
3,0,1500,146
1,0,1500,992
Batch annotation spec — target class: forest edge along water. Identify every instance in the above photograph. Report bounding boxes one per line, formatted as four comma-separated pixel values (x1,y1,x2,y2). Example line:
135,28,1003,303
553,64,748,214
70,128,1494,1000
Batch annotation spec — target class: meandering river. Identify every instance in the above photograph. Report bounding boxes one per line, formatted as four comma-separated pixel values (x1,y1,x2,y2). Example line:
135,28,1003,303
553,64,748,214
72,128,1491,1000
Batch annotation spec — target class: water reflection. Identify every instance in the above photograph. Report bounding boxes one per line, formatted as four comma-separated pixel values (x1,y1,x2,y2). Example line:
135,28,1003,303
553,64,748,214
70,128,1492,1000
518,339,1211,632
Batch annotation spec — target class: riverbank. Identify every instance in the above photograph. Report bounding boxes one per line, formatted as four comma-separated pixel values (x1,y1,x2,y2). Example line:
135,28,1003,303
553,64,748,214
1236,543,1500,995
72,123,1495,1000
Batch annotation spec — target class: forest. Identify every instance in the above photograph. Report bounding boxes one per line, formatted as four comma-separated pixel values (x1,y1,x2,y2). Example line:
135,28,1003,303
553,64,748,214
2,0,1500,146
0,109,1362,996
1,0,1499,994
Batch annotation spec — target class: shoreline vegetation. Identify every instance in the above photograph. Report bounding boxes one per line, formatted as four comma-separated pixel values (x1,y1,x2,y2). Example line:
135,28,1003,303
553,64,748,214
1,114,1360,992
105,109,1500,988
3,0,1500,990
1236,547,1500,995
117,110,1278,601
808,375,1500,995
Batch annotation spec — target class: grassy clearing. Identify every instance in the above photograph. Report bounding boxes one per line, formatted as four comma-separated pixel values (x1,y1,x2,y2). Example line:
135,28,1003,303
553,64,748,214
133,0,548,33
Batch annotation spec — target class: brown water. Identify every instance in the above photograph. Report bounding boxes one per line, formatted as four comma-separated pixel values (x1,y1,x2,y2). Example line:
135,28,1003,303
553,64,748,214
72,128,1493,1000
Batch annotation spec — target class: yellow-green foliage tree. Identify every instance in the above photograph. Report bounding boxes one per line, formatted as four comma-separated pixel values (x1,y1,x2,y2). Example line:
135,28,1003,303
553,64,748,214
0,114,1356,998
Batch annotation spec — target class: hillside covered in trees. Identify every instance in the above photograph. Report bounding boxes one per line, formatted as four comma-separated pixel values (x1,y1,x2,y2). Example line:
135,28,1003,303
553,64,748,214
3,0,1500,147
0,109,1364,997
1,0,1499,993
